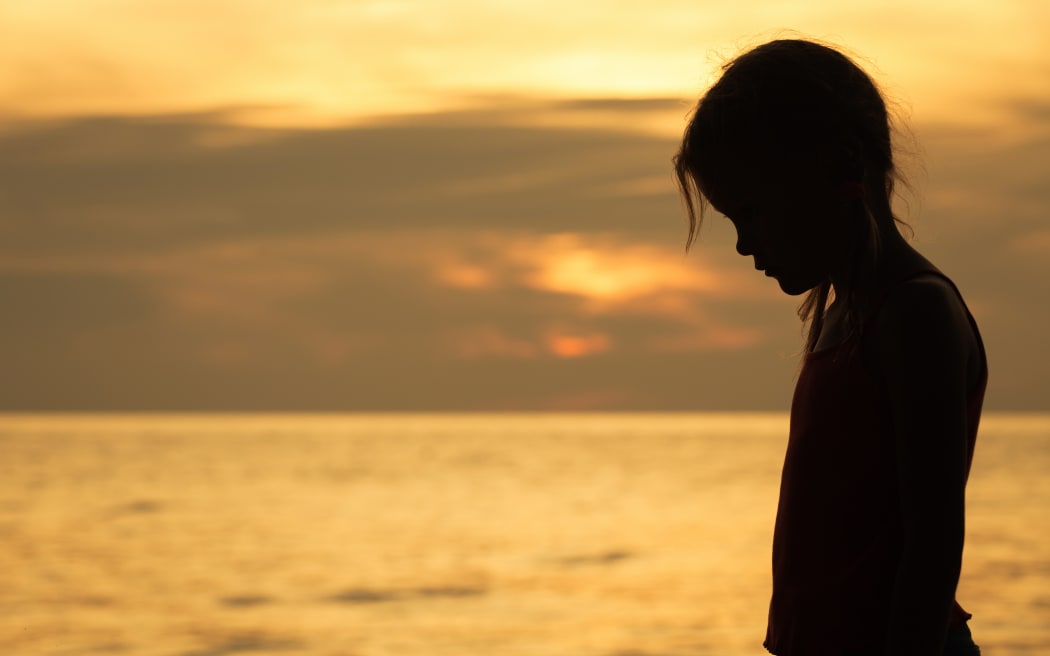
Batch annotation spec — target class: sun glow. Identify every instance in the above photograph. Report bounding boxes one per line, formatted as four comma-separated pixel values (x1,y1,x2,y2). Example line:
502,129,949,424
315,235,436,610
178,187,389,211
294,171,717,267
546,332,613,358
508,233,731,305
0,1,1044,130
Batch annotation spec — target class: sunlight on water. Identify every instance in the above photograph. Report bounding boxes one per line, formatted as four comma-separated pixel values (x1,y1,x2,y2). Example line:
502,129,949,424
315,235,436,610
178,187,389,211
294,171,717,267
0,413,1047,656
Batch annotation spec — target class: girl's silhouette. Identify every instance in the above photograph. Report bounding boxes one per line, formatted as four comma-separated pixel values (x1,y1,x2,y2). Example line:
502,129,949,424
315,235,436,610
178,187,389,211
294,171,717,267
674,39,986,656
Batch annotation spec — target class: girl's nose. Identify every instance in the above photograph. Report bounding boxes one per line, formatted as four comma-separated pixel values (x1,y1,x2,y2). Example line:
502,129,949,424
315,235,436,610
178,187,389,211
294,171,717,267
735,232,754,257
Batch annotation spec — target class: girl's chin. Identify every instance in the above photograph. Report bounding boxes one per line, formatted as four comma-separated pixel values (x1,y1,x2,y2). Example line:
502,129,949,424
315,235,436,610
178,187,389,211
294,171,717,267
772,273,819,296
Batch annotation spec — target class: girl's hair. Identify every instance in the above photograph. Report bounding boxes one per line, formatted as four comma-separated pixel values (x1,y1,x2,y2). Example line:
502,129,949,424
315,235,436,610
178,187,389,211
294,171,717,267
673,38,912,352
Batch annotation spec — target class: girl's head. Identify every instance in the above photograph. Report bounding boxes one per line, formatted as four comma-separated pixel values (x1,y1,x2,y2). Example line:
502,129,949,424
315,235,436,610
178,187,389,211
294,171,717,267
673,39,910,345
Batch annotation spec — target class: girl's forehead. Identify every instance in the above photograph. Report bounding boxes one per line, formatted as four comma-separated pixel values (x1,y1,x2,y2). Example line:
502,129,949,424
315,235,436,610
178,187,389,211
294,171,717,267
700,150,765,202
700,152,817,213
702,174,752,216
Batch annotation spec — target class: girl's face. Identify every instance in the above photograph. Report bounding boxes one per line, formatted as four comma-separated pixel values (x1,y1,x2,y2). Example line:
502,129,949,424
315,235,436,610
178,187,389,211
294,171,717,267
703,151,856,296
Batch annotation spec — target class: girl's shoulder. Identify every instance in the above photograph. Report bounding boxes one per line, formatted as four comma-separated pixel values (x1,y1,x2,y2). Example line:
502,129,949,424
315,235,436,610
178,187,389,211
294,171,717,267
872,267,969,331
865,266,985,389
864,247,964,329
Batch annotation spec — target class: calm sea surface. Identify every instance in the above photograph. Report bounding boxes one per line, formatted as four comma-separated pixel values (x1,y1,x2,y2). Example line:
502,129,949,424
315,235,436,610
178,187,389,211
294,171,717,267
0,413,1047,656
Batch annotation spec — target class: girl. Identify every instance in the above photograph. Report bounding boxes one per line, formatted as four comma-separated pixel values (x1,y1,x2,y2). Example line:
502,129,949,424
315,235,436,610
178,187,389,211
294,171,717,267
673,39,987,656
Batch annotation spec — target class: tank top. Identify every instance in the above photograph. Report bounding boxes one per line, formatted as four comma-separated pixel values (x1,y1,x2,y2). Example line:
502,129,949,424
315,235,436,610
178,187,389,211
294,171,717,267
763,270,988,656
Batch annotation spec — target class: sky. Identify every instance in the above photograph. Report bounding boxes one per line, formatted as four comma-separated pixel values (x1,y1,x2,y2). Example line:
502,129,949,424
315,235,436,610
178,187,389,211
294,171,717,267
0,0,1048,411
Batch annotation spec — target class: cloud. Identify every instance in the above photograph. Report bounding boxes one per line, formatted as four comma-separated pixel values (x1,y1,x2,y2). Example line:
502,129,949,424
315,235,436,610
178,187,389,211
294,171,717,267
0,103,688,261
0,100,1047,409
1011,229,1050,256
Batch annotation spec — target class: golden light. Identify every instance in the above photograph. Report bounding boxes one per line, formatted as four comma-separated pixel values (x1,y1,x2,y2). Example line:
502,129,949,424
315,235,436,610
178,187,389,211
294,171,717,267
0,2,1044,131
546,332,613,358
507,233,733,306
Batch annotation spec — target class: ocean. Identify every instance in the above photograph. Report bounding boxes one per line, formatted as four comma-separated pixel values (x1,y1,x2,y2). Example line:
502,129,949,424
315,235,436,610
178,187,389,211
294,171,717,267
1,413,1047,656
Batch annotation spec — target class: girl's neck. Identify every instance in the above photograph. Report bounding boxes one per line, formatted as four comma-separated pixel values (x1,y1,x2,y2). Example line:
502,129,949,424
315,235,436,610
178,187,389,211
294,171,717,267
828,215,922,309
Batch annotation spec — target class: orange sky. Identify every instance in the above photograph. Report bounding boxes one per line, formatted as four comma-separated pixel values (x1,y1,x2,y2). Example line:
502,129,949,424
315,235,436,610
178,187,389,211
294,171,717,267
0,2,1048,410
2,1,1047,132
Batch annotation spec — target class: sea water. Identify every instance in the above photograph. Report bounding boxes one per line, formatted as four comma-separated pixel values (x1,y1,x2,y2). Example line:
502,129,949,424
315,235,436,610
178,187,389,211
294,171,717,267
0,413,1047,656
